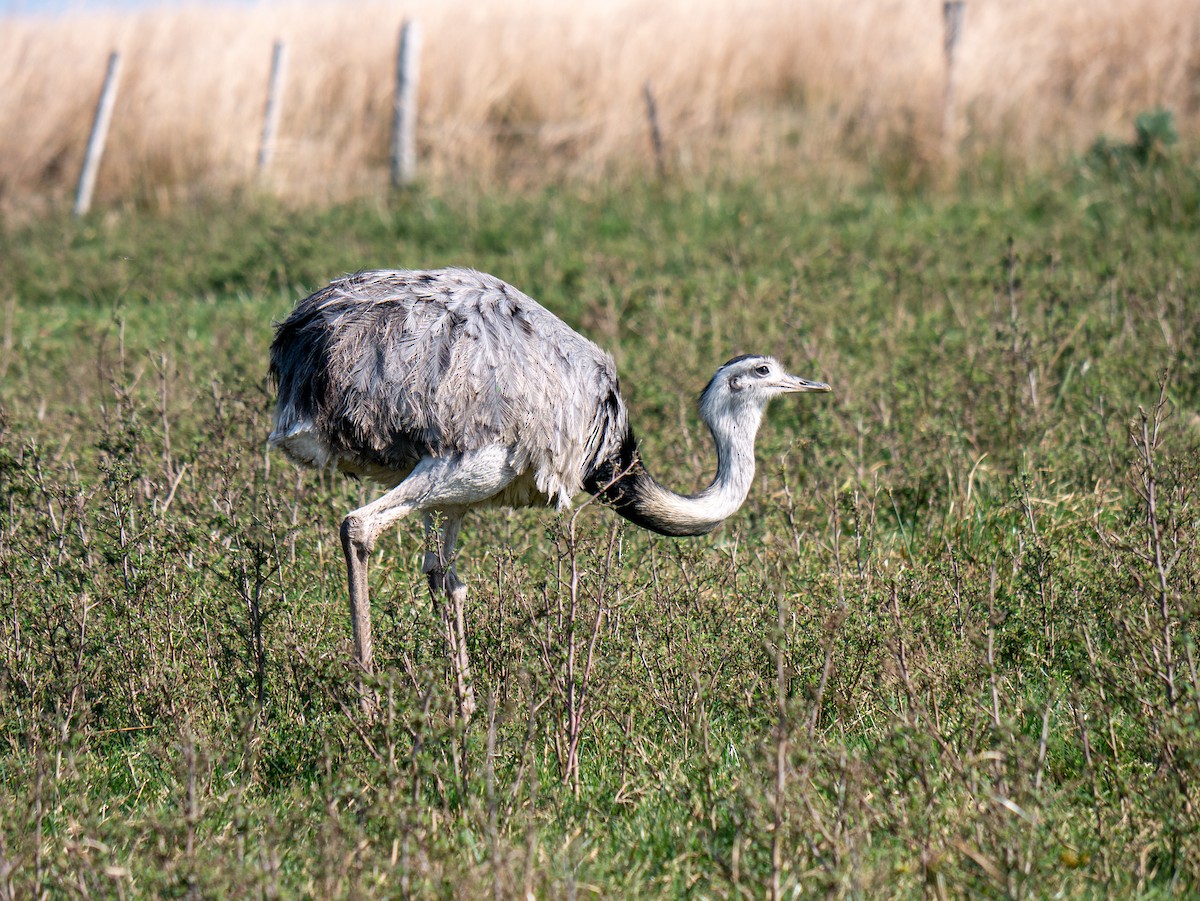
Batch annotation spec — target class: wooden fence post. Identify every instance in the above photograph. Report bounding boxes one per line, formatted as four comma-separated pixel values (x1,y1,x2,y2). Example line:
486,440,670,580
942,1,965,151
643,81,666,179
74,51,122,217
391,19,422,187
258,40,288,173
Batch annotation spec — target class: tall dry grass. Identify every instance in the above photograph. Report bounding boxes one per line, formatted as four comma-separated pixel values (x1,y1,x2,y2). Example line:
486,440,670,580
1,0,1197,208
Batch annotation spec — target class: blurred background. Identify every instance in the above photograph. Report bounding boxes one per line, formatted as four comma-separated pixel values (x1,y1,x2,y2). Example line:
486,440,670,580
2,0,1197,213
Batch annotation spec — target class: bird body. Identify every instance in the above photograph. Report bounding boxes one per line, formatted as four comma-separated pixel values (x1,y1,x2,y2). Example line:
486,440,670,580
269,267,830,715
270,268,626,508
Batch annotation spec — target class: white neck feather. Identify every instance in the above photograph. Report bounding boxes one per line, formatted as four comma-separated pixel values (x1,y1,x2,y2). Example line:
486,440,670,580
626,405,764,536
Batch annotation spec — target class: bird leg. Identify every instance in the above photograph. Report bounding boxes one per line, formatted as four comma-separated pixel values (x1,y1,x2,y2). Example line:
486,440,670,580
340,516,379,715
340,517,375,671
424,511,477,722
340,450,517,720
341,483,423,712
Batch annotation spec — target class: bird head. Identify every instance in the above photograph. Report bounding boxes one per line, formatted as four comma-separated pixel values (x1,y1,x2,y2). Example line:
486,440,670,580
699,354,831,428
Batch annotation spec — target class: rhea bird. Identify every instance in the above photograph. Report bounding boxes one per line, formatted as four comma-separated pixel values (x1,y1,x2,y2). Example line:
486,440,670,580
269,268,830,714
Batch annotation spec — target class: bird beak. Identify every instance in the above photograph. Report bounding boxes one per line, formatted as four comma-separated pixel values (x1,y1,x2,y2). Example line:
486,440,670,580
780,374,832,393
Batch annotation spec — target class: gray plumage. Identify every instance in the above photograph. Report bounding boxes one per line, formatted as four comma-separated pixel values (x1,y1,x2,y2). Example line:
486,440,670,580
268,267,830,716
270,268,627,508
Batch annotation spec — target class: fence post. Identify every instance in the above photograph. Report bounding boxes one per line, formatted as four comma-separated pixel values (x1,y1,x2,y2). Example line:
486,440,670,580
74,51,122,217
258,40,288,173
642,81,666,179
391,19,422,187
942,1,965,152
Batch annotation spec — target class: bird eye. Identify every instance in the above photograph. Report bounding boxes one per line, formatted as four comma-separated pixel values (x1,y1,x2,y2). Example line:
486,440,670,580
754,364,771,377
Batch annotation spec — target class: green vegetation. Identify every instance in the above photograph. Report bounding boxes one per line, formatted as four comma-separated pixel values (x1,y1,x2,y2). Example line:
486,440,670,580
2,157,1199,897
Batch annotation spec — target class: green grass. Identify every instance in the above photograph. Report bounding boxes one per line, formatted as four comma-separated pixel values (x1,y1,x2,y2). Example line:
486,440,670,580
2,157,1200,897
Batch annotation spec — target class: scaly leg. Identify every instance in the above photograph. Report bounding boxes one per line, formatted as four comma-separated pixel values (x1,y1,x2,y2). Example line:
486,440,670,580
341,517,375,672
341,516,377,714
424,511,477,721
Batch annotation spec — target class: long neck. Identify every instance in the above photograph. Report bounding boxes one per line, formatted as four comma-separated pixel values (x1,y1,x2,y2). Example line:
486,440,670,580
588,409,763,537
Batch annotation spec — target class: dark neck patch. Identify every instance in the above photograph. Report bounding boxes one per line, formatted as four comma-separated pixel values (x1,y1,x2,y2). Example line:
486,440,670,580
582,424,714,538
583,423,640,498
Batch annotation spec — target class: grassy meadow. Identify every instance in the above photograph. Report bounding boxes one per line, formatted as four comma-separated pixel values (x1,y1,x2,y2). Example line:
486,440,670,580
1,143,1199,897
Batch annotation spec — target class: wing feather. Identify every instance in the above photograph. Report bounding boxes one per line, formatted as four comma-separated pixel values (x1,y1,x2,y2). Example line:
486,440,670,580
269,268,629,506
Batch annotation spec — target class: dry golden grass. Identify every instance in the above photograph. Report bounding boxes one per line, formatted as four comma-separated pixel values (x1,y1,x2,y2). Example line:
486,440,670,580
1,0,1197,208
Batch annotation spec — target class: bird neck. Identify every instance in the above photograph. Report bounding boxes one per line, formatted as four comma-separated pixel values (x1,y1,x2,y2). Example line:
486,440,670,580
590,407,763,537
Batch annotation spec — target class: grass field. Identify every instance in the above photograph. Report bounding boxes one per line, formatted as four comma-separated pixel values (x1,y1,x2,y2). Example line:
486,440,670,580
1,148,1200,896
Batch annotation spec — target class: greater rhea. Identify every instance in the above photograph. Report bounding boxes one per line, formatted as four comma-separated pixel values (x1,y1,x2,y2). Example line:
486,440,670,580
269,268,830,714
